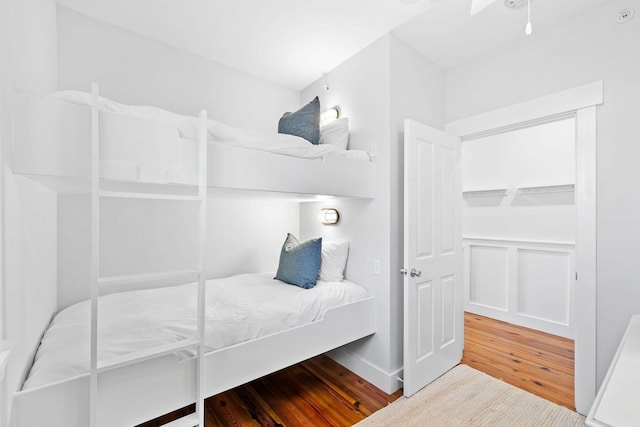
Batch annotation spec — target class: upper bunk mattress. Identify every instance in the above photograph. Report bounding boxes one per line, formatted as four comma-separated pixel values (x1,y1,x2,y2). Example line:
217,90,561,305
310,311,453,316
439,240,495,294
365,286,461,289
49,90,340,159
22,272,370,390
11,91,376,198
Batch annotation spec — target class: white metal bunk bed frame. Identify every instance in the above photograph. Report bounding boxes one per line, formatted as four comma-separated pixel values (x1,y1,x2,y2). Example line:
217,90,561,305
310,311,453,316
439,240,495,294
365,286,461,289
89,83,208,426
7,84,377,427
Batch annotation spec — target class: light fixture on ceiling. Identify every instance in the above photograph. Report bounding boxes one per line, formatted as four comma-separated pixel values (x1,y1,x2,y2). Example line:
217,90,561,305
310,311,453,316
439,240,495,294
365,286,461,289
470,0,533,35
504,0,532,35
503,0,527,9
525,0,532,35
318,208,340,225
617,8,634,23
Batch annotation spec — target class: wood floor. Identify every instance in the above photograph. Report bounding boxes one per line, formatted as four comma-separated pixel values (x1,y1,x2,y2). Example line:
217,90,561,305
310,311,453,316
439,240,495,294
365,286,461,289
140,311,575,426
462,312,575,410
137,355,402,427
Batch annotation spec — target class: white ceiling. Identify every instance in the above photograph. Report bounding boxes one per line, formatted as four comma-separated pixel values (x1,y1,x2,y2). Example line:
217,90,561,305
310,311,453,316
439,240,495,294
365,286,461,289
392,0,612,69
57,0,613,90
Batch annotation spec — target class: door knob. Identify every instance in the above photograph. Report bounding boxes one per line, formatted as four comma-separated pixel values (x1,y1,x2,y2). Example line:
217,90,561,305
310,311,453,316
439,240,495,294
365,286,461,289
410,268,422,278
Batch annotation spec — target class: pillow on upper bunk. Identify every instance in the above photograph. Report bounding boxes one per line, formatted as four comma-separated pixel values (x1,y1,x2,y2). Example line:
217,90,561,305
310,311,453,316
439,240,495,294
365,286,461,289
319,117,349,151
278,97,320,145
319,240,349,282
275,233,322,289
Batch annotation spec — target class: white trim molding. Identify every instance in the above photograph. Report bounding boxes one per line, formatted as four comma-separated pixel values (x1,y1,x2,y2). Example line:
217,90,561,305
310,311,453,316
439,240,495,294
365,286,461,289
446,80,603,140
574,105,598,414
446,80,602,415
327,348,403,394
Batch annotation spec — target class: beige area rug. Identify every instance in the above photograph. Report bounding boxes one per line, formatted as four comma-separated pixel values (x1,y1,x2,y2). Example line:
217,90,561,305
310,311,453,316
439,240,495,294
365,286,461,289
355,364,584,427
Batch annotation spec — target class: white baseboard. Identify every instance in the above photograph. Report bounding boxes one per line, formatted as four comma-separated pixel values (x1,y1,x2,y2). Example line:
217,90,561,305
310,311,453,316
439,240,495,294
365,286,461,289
327,348,403,395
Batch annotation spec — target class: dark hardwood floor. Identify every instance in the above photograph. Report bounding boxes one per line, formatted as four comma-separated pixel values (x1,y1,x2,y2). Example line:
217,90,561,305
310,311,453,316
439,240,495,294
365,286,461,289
462,312,575,410
140,311,576,426
137,355,402,427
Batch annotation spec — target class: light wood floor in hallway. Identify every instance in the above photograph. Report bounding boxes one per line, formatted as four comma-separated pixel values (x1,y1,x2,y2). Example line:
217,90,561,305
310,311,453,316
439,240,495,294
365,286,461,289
140,311,575,426
462,311,575,410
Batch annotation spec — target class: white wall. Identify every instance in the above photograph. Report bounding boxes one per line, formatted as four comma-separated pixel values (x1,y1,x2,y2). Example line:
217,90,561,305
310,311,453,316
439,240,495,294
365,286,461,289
2,175,57,402
58,193,299,308
301,36,393,390
300,34,445,393
55,8,304,308
445,0,640,386
0,0,59,423
389,34,446,373
5,0,58,97
57,7,299,131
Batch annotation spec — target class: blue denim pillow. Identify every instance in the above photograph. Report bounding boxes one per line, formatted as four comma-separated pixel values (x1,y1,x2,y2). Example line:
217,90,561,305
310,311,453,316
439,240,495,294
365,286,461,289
278,97,320,145
275,233,322,289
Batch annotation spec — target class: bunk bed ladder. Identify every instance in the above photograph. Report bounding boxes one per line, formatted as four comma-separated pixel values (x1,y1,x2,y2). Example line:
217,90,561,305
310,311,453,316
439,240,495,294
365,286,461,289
89,83,208,427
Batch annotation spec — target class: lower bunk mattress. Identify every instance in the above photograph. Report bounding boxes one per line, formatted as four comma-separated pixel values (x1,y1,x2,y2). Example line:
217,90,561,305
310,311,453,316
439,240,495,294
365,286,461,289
13,272,375,426
23,272,371,390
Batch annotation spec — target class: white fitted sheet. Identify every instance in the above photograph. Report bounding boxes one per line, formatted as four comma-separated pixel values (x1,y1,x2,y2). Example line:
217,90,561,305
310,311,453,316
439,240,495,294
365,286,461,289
22,273,370,390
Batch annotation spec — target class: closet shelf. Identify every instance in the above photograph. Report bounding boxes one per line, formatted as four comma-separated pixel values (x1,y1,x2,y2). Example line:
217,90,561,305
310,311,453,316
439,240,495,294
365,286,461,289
462,188,508,198
516,184,575,195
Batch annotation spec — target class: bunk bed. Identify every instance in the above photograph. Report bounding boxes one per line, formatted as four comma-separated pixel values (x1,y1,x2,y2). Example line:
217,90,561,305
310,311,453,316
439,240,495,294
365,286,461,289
11,90,376,198
13,274,375,427
7,87,377,427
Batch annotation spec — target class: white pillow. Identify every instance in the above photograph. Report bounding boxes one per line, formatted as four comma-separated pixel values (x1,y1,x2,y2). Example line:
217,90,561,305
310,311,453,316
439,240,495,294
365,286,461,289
319,118,349,151
318,241,349,282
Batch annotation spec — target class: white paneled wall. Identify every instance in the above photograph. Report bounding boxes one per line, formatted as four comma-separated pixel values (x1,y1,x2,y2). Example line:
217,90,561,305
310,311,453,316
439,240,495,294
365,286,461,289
468,245,508,310
464,238,575,338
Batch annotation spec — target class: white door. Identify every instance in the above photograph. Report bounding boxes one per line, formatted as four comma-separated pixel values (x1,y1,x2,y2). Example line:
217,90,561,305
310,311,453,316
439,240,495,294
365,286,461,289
403,119,463,397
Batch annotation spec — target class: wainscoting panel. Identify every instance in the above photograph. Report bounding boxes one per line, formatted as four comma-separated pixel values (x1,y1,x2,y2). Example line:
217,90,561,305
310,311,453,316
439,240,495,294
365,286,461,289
464,238,575,338
468,245,509,311
517,249,572,325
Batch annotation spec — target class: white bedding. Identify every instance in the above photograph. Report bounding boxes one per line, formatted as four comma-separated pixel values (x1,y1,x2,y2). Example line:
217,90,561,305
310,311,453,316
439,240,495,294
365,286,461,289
329,149,370,162
50,91,341,160
22,273,370,390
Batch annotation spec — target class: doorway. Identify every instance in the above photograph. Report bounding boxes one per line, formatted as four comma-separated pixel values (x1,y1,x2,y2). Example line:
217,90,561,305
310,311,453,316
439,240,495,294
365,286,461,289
445,81,602,415
460,117,576,339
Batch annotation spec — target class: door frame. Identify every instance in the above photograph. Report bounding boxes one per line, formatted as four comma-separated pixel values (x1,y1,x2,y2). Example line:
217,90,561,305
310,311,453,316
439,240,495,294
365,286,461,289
446,80,602,415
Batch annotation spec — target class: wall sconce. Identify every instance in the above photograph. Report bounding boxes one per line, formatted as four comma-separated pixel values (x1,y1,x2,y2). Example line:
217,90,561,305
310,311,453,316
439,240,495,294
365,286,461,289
318,208,340,225
320,107,340,127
